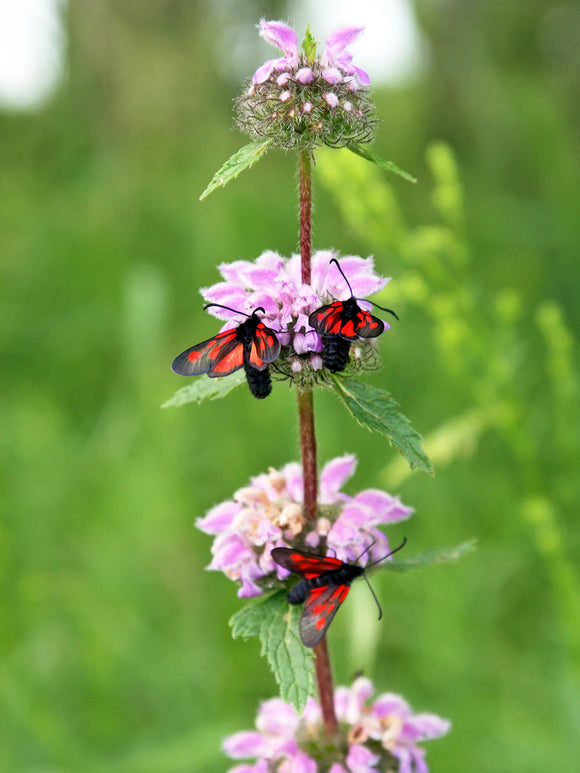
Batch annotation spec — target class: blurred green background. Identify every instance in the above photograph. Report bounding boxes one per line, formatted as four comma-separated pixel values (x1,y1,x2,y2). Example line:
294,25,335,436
1,1,579,771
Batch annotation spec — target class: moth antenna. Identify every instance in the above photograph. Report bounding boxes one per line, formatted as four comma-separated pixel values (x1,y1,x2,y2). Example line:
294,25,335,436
329,259,399,320
362,573,383,620
366,537,407,569
368,300,400,321
203,303,266,318
355,538,377,563
330,257,354,297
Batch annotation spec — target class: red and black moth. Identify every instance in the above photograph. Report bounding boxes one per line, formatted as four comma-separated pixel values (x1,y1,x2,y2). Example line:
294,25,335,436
271,538,406,648
171,304,281,399
308,258,399,373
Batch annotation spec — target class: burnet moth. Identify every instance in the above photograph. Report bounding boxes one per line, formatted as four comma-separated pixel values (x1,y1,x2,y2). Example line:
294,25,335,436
271,537,407,648
171,304,281,399
308,258,399,373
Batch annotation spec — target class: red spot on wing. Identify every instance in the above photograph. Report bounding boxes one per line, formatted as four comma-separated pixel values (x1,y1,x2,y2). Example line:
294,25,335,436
291,555,343,579
251,324,281,366
210,345,244,374
342,320,356,337
337,586,350,603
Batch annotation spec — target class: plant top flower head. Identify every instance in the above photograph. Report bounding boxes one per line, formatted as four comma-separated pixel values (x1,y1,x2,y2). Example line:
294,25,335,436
236,20,377,150
196,453,412,598
223,676,451,773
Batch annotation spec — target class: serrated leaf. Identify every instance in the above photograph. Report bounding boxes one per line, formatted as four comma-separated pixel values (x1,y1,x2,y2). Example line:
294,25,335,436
230,592,314,713
348,144,417,183
200,140,273,200
162,370,246,408
384,539,477,572
331,378,434,475
230,592,270,639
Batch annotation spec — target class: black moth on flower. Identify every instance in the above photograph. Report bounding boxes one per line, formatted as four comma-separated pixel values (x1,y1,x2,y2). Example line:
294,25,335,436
309,258,399,373
271,538,407,647
171,304,281,399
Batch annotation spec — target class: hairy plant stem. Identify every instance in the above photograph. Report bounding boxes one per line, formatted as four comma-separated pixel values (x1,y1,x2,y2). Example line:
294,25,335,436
297,389,318,523
299,150,312,285
314,639,339,736
298,148,338,737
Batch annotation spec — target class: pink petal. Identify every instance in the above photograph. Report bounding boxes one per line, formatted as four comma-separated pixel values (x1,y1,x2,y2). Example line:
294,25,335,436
253,57,287,84
324,26,365,60
334,686,351,720
352,64,370,86
196,502,241,534
223,731,267,758
301,696,322,725
281,462,303,502
391,747,413,773
258,20,298,59
372,693,410,719
400,713,452,742
257,698,299,736
345,677,375,723
319,454,357,503
354,491,413,524
293,751,318,773
237,575,264,598
345,743,380,772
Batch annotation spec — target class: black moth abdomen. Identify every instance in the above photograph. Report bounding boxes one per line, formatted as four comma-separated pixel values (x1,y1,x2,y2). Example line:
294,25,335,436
287,580,308,605
244,364,272,399
322,336,351,373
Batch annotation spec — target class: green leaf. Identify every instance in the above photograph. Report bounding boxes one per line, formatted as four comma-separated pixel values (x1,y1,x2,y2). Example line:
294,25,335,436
161,371,246,408
301,25,318,65
331,378,434,475
384,539,477,571
347,144,418,183
199,140,273,200
231,591,314,712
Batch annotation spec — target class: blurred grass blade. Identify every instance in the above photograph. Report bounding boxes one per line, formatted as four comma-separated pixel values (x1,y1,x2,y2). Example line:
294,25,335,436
200,140,273,200
331,378,434,475
385,539,477,571
231,591,313,713
348,144,418,183
162,371,245,407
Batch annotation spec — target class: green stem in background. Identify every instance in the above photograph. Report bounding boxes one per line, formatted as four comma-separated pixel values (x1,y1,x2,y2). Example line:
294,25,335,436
297,147,338,736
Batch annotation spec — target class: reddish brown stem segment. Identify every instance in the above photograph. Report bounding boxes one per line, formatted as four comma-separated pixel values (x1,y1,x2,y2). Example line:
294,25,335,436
313,638,339,737
299,150,312,285
297,148,338,736
297,388,318,523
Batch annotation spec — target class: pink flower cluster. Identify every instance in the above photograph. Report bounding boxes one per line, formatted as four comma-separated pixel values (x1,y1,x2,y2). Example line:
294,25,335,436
196,454,412,598
224,676,451,773
200,249,390,373
254,20,370,88
237,21,377,150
